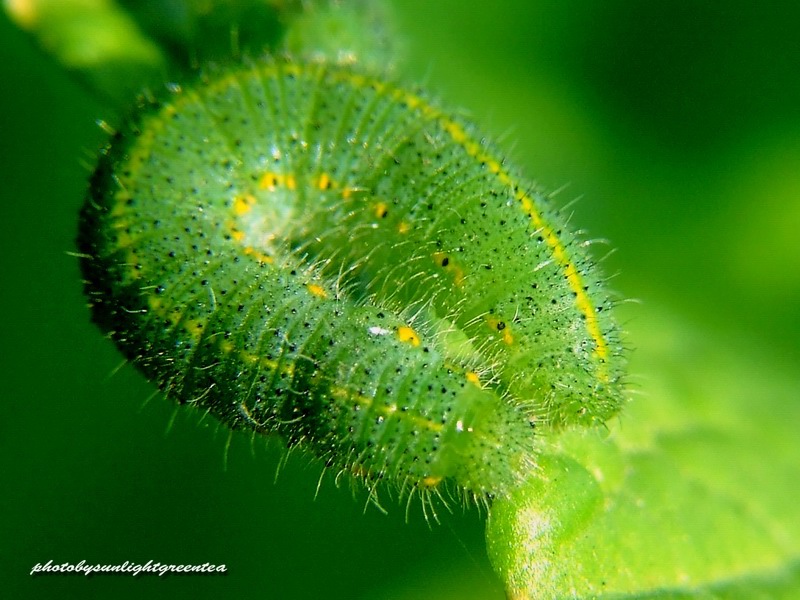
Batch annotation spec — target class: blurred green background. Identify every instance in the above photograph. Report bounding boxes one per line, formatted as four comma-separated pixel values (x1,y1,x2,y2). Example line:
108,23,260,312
1,1,798,598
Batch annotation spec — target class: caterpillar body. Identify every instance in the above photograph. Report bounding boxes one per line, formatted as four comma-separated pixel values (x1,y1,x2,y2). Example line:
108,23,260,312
79,58,625,501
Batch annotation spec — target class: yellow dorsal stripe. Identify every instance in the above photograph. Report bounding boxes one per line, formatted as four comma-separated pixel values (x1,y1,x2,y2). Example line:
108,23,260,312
384,87,609,366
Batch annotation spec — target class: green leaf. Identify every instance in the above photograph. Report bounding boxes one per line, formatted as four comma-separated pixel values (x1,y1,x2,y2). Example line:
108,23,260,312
486,307,800,598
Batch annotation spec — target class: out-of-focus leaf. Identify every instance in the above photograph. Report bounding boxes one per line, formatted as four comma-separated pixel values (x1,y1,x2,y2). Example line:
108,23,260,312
3,0,396,109
115,0,282,68
4,0,167,105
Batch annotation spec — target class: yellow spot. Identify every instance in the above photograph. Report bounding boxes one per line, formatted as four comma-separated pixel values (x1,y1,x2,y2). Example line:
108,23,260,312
231,229,245,242
285,174,297,190
398,221,411,234
283,63,303,77
148,296,165,316
374,202,388,218
220,340,234,354
317,173,331,190
421,476,442,488
342,186,354,199
243,247,273,264
466,371,481,387
233,194,256,215
115,232,133,249
279,361,295,378
349,73,366,88
112,190,129,207
487,317,514,345
306,283,328,299
251,351,283,375
433,252,465,287
397,326,421,347
259,172,279,190
184,318,205,341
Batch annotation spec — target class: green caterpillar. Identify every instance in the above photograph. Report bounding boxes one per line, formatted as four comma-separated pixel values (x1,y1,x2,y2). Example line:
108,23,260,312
78,11,625,505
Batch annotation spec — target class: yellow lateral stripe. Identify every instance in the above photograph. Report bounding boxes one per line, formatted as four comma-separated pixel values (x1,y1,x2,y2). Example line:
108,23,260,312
331,387,443,432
